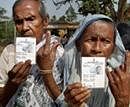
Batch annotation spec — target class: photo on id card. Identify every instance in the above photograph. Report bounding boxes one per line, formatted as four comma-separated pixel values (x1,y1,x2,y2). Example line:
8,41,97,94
81,57,105,88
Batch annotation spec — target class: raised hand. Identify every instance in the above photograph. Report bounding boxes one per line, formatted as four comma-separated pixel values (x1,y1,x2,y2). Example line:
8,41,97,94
28,23,59,71
27,23,61,101
106,52,130,107
64,82,91,107
37,32,59,71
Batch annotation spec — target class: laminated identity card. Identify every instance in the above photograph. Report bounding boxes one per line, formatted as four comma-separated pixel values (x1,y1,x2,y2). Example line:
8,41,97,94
81,57,105,88
16,37,36,64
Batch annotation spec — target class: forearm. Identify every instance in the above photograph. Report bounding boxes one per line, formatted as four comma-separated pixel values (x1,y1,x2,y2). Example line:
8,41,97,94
41,72,61,101
0,80,18,107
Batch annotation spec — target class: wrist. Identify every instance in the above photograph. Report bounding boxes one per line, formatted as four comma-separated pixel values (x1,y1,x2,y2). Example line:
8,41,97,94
39,70,53,79
39,69,52,75
38,64,53,71
6,79,19,89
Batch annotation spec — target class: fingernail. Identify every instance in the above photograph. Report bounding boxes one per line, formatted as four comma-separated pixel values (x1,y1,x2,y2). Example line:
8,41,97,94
106,66,113,72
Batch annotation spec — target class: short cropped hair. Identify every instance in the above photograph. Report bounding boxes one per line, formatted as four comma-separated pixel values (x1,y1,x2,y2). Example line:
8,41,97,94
12,0,48,19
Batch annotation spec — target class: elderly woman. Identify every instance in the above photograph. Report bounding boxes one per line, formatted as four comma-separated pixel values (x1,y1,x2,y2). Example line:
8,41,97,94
63,14,130,107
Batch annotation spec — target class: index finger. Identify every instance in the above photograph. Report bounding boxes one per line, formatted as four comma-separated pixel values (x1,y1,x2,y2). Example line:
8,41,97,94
44,31,51,49
125,51,130,73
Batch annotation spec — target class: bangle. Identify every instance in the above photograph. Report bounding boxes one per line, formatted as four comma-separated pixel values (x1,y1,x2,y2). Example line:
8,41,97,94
39,69,52,75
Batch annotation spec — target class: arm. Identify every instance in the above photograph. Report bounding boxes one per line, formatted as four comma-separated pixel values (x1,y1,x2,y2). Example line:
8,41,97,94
37,32,62,100
0,80,19,107
40,71,61,100
0,60,31,106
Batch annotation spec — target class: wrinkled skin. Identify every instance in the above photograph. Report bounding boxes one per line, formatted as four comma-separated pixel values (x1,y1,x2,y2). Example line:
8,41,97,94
0,0,60,106
10,0,48,90
13,0,48,44
77,20,115,58
64,20,130,107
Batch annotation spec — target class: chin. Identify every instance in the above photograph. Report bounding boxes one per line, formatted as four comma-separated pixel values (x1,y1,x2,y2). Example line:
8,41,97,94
22,35,34,37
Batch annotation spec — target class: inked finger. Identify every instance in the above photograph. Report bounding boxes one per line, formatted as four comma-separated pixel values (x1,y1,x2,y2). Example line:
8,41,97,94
44,31,51,49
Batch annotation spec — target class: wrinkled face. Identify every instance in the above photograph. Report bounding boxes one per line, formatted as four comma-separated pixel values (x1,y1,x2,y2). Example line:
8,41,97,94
13,0,48,43
77,20,115,59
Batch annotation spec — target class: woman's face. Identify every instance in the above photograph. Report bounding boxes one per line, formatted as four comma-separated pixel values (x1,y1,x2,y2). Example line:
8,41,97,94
77,20,115,59
13,0,48,44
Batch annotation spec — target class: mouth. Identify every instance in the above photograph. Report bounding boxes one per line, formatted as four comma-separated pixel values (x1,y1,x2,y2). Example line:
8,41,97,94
19,34,34,37
87,54,104,57
20,31,34,37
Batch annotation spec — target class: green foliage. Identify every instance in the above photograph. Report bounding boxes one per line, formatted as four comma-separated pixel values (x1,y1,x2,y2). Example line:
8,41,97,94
0,20,15,46
0,6,15,46
52,0,117,21
58,6,77,22
65,6,77,22
0,7,6,18
58,16,66,22
79,0,100,15
78,0,116,16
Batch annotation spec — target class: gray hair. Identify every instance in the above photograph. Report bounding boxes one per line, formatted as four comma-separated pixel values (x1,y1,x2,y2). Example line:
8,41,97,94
12,0,48,19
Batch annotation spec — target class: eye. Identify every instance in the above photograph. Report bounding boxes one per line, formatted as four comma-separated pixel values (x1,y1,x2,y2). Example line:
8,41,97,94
101,38,111,44
26,16,35,21
15,19,23,25
86,37,97,42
